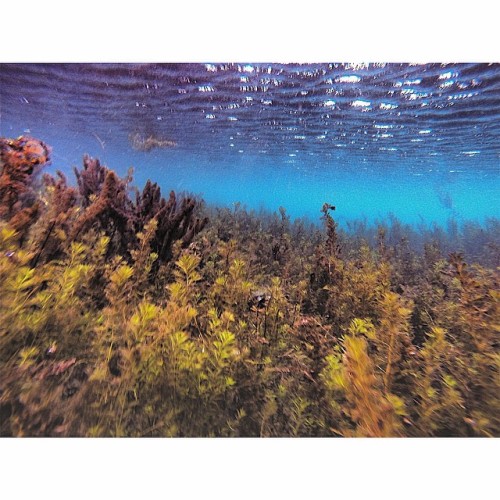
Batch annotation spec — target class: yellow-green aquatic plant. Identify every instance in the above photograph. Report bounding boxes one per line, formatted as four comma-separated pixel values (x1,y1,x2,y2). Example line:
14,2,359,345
321,318,406,437
410,326,466,436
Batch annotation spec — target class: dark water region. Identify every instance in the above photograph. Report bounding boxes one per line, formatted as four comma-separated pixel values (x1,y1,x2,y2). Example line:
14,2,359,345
0,64,499,438
1,63,499,225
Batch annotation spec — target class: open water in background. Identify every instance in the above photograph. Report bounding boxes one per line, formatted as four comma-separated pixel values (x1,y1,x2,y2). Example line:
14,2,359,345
0,63,499,225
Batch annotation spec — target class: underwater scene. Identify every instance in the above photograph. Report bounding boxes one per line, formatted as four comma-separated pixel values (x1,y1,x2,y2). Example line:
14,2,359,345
0,63,499,437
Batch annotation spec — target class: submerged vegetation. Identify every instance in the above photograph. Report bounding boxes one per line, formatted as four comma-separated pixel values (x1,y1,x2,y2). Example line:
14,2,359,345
129,132,177,152
0,135,498,437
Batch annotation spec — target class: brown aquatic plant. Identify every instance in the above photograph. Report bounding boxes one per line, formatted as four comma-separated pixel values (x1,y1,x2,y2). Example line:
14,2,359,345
135,180,208,264
129,132,177,152
71,156,207,266
74,154,110,206
0,136,51,238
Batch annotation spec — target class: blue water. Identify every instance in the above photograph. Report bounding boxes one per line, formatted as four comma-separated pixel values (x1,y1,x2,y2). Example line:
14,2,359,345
1,63,499,225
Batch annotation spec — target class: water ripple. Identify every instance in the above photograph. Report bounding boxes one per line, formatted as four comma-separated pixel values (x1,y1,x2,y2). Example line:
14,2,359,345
1,62,499,165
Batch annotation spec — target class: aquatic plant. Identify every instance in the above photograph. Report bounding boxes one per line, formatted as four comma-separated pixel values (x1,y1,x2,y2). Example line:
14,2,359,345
1,135,498,437
135,180,208,265
129,132,177,152
29,171,79,266
0,136,51,243
409,326,466,436
320,318,406,437
74,154,112,206
0,136,50,217
72,155,208,268
71,161,135,256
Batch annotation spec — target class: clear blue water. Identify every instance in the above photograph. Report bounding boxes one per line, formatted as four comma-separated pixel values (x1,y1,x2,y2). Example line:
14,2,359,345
1,63,499,225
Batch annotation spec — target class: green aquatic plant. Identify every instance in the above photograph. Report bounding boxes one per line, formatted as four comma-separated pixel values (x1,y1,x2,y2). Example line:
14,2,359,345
29,171,79,266
321,318,406,437
0,221,104,436
376,291,413,393
129,217,158,296
212,256,254,317
0,224,98,364
445,253,500,436
78,251,243,436
410,326,466,436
